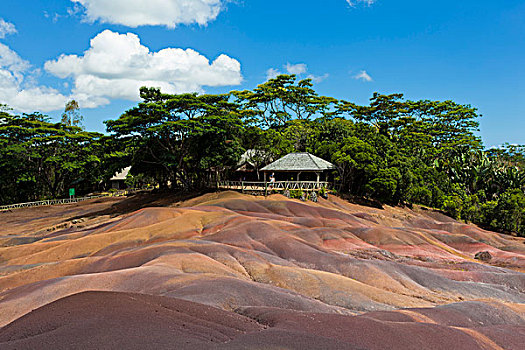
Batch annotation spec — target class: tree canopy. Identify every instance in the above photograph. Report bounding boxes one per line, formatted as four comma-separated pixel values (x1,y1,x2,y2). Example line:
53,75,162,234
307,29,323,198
1,74,524,236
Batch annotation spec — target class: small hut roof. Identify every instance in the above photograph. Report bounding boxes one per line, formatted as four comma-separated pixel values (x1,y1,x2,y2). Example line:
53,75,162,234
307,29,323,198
237,149,264,167
236,149,272,172
261,153,335,172
110,166,131,181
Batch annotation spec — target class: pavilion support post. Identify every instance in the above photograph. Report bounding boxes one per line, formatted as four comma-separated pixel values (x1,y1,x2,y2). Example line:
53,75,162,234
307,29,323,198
264,172,267,197
316,172,320,187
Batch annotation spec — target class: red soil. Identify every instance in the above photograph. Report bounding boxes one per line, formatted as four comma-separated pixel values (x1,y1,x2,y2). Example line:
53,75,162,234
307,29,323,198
0,191,524,349
1,291,523,349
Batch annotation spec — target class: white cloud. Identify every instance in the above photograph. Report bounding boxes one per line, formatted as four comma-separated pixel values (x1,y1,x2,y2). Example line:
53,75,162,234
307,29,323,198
285,63,307,75
0,19,16,39
266,68,281,80
45,30,242,107
266,63,329,84
353,70,373,82
0,29,241,113
346,0,376,7
71,0,227,28
307,73,329,83
0,43,68,113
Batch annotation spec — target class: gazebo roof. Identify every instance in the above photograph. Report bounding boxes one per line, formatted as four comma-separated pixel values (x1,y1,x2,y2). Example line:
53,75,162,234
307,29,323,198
110,166,131,181
260,153,335,172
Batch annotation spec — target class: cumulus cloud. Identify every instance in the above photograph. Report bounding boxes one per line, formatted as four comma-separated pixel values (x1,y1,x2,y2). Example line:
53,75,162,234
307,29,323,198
266,68,281,80
346,0,376,7
71,0,227,28
307,73,329,83
285,63,307,75
266,63,328,83
44,30,242,107
0,43,68,113
0,19,16,39
353,70,373,82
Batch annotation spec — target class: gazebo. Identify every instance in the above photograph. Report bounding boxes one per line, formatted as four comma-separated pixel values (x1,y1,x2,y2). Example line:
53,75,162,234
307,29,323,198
260,152,336,184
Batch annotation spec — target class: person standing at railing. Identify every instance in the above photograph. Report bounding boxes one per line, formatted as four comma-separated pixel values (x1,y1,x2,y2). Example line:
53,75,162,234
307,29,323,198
269,173,275,191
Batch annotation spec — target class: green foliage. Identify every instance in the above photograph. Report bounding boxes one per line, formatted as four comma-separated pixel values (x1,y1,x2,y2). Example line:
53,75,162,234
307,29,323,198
462,194,481,223
0,111,104,203
105,88,244,191
408,186,432,206
61,100,84,128
233,74,337,128
491,189,525,234
2,75,525,237
289,189,304,199
365,168,401,203
442,195,464,220
480,201,499,228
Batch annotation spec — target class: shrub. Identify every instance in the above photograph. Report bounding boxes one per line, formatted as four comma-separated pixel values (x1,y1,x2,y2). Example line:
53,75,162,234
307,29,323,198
408,186,432,206
289,189,304,199
442,195,463,219
461,194,480,223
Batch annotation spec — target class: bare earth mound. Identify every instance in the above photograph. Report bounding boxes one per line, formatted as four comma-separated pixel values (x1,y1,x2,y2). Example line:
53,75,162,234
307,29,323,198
0,191,524,349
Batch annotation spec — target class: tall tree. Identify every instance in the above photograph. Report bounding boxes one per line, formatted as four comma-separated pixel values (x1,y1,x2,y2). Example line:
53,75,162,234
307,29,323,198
0,111,103,203
106,87,244,190
234,74,337,128
61,100,84,128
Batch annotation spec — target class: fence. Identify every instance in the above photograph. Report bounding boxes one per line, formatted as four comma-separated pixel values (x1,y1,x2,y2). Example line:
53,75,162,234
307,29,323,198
216,181,332,195
0,187,155,212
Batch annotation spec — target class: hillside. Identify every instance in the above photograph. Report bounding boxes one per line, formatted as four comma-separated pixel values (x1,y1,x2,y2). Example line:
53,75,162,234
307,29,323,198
0,191,524,349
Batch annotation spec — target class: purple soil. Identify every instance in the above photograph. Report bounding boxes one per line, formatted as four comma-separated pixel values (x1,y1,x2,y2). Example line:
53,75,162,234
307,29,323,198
1,291,524,350
1,192,524,349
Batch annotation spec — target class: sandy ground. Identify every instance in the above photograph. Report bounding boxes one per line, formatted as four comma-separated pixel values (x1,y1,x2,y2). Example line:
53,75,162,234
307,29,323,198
0,191,524,349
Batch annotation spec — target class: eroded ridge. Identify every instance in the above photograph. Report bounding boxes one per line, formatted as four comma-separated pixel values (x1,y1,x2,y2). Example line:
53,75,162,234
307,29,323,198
0,192,524,349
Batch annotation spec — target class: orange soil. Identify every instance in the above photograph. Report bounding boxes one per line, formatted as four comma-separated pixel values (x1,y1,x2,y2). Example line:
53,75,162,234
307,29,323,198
0,191,523,349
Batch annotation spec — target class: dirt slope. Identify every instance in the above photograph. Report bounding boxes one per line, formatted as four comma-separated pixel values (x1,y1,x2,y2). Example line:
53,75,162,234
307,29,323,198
0,191,524,349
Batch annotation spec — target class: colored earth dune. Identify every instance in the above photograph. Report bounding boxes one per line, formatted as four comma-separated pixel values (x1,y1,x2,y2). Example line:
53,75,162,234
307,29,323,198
0,191,524,349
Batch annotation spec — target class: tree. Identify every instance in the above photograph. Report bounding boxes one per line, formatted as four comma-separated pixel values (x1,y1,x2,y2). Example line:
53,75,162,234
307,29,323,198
0,111,103,203
61,100,84,128
234,74,337,128
106,87,245,191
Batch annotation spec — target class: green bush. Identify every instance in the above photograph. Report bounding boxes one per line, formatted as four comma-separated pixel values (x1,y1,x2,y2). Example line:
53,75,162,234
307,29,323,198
461,194,480,223
408,186,432,206
442,195,463,219
289,189,304,199
480,200,498,228
495,189,525,234
365,168,401,204
478,190,525,236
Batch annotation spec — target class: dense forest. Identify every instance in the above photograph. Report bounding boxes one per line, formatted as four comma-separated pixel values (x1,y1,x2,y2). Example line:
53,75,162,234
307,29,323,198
1,75,525,236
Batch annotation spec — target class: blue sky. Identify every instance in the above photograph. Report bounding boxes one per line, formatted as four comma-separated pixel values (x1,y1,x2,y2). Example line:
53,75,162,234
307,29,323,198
0,0,523,147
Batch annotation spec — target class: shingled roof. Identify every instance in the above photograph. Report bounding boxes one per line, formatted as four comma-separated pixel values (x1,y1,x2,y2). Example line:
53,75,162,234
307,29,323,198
261,153,335,172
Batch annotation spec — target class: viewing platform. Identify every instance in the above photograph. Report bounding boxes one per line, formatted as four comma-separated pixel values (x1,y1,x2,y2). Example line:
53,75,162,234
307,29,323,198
216,180,332,195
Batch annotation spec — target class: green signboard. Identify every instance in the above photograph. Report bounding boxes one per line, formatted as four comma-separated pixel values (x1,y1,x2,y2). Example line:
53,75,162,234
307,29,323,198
69,188,75,197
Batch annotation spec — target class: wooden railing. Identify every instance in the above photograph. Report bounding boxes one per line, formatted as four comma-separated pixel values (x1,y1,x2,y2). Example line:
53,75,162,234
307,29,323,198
216,181,332,194
0,195,107,212
0,187,155,212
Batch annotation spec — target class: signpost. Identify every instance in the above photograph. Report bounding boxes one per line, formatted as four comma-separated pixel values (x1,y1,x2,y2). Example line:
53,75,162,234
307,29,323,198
69,188,75,199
